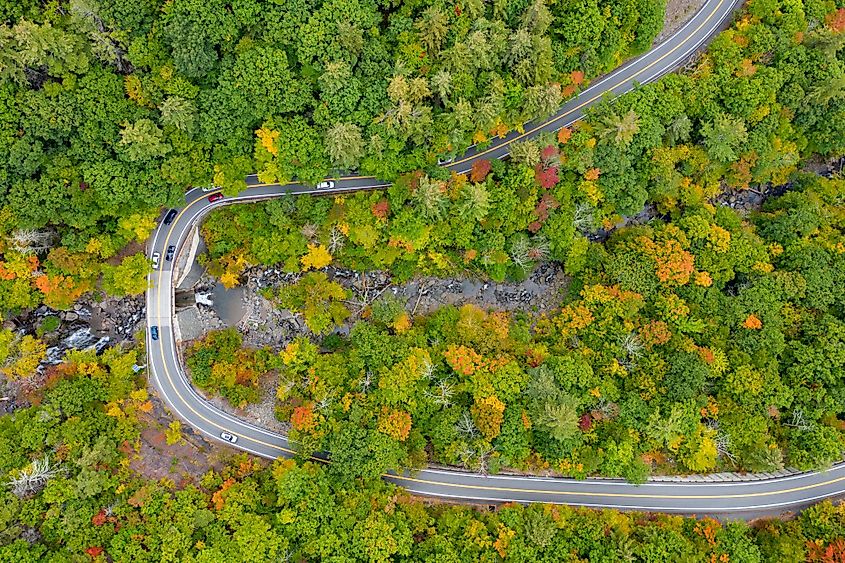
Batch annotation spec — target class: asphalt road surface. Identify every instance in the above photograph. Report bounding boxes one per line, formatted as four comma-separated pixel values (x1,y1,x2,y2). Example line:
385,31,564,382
146,0,845,516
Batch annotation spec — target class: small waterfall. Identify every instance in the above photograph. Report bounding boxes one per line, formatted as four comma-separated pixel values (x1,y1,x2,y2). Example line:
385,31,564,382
45,327,111,364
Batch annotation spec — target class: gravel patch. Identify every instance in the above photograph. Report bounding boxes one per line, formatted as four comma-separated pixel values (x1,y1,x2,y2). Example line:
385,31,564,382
200,373,289,435
654,0,709,45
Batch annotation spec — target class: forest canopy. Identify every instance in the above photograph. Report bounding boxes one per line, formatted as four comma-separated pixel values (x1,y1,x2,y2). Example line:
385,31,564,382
0,0,844,319
2,346,845,561
0,0,677,320
200,0,845,283
187,0,845,481
188,174,845,482
1,0,845,556
0,0,665,241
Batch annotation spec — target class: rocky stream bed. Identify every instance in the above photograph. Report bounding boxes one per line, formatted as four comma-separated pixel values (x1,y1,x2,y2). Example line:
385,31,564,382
5,156,842,420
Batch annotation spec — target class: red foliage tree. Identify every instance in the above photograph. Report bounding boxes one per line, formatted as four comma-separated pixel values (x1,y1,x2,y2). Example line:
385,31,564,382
806,538,845,562
826,8,845,32
579,414,593,432
541,144,559,165
534,164,559,189
91,510,107,526
371,199,390,219
291,404,317,432
470,159,492,183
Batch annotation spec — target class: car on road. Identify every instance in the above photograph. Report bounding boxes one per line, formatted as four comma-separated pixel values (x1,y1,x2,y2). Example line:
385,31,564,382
165,245,176,261
201,185,219,192
163,209,178,225
150,326,159,341
208,192,224,203
437,156,454,165
316,181,335,190
151,252,160,270
220,432,238,443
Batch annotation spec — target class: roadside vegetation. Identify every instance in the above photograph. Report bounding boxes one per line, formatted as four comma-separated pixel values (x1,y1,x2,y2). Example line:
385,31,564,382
198,174,845,482
3,347,845,561
202,0,845,285
1,0,845,553
185,327,282,407
189,0,845,480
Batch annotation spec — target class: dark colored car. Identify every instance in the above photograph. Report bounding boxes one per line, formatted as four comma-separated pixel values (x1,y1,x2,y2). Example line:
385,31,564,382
163,209,178,225
208,193,224,203
150,326,159,341
165,245,176,261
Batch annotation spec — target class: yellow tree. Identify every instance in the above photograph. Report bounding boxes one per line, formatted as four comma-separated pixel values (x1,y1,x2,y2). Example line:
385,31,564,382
471,395,506,440
300,244,332,271
0,332,46,380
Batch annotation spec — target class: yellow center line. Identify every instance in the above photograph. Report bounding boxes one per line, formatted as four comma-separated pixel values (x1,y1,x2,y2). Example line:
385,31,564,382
388,473,845,500
152,195,845,501
154,195,298,455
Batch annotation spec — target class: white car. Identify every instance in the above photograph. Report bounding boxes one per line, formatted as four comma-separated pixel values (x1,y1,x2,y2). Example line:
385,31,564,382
316,181,335,190
201,185,219,192
437,156,454,165
220,432,238,444
151,252,160,270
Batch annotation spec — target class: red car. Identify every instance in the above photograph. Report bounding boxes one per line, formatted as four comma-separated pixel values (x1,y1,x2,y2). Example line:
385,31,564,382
208,193,224,203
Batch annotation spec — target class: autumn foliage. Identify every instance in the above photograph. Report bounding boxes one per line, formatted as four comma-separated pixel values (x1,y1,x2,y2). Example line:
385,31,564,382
443,345,484,376
470,159,492,183
742,314,763,329
377,408,412,441
291,404,318,432
471,395,506,440
639,236,696,285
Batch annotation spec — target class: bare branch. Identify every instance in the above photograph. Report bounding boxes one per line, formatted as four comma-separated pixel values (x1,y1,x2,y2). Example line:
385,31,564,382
7,457,63,498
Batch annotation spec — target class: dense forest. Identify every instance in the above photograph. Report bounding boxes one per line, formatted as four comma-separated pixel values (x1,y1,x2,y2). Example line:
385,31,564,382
0,0,666,321
189,173,845,481
0,0,839,313
3,348,845,561
1,0,845,556
185,0,845,480
201,0,845,282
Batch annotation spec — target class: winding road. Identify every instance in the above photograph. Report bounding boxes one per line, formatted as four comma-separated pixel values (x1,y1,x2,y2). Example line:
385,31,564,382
146,0,845,515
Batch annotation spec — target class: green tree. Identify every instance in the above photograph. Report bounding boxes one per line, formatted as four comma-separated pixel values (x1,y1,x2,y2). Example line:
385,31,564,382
100,253,150,297
118,119,171,162
701,114,748,163
275,272,350,335
159,96,197,133
598,109,640,145
415,7,449,56
535,397,580,443
325,122,364,171
0,20,88,85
